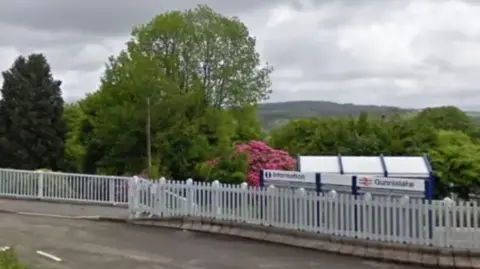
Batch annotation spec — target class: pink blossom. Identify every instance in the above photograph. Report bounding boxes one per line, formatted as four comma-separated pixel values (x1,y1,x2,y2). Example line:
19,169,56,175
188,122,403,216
233,140,296,186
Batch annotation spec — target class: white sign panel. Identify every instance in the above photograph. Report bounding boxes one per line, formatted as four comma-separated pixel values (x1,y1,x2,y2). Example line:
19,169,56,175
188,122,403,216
357,176,425,192
263,170,316,184
321,173,352,186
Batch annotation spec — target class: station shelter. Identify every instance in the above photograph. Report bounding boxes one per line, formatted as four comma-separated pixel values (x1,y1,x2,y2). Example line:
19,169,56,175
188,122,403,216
260,154,436,239
297,154,434,199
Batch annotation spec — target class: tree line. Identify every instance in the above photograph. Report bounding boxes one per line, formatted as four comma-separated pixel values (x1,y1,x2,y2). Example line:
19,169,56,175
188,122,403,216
0,5,478,200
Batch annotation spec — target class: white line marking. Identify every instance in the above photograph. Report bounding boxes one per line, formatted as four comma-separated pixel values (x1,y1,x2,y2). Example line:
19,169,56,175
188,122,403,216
36,250,62,262
0,246,10,251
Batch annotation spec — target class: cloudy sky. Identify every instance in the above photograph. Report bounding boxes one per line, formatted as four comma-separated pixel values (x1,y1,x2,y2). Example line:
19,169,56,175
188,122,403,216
0,0,479,109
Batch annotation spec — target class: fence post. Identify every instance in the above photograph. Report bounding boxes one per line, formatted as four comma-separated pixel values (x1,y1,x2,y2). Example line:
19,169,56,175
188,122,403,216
363,192,372,238
328,190,338,233
109,176,115,205
128,176,139,219
296,187,306,230
185,178,194,216
212,180,221,218
443,197,454,247
37,171,44,199
158,178,167,217
241,182,248,221
399,195,410,242
266,185,276,225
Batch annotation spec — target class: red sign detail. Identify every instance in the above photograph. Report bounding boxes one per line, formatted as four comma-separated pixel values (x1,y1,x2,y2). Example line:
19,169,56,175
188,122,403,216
359,177,372,186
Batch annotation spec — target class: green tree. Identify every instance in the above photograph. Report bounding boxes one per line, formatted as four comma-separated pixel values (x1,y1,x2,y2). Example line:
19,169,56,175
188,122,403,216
268,117,322,155
0,54,66,170
63,103,86,172
383,116,438,155
124,5,273,107
229,105,264,142
196,152,249,184
76,5,271,178
414,106,473,133
269,113,438,157
429,130,480,200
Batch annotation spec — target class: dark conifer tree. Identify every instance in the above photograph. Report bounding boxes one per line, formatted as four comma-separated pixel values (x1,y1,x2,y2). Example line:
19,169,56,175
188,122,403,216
0,54,66,170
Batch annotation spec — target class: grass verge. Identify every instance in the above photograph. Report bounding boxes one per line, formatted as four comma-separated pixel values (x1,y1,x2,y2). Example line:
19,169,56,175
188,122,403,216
0,248,28,269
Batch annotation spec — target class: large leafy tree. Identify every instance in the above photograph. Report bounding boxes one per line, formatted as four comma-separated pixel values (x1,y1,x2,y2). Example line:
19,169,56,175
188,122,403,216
414,106,473,133
63,102,85,172
269,113,438,157
124,4,273,107
0,54,66,170
77,5,270,178
429,130,480,200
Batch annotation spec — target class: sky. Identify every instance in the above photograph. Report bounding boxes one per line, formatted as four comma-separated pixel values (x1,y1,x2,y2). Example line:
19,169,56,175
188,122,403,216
0,0,480,109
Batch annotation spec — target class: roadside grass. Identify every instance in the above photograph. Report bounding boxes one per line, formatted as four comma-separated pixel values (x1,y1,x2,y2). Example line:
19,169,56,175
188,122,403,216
0,248,28,269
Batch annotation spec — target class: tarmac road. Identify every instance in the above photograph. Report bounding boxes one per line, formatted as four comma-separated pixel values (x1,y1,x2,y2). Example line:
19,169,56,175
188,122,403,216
0,213,421,269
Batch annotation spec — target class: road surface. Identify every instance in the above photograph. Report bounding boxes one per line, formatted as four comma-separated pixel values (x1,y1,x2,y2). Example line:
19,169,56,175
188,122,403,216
0,199,128,218
0,200,421,269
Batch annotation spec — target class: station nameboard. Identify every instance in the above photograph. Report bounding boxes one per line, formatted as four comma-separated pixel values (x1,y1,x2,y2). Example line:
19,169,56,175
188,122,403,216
357,176,425,192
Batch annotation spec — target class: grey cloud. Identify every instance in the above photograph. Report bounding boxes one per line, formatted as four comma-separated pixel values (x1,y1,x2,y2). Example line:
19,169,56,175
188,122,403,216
0,23,107,50
1,0,480,108
0,0,286,36
262,28,423,82
421,56,454,72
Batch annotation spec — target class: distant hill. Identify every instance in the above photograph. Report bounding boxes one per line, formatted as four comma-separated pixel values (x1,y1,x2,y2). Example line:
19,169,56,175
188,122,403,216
466,111,480,117
466,111,480,125
257,101,413,130
257,101,480,130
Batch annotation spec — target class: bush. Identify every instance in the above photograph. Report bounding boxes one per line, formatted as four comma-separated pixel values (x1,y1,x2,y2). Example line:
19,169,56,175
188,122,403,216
0,249,27,269
196,152,249,184
236,140,296,186
198,140,296,186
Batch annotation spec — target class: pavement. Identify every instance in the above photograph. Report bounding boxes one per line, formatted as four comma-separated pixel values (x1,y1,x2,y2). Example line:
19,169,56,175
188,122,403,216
0,199,128,218
0,199,423,269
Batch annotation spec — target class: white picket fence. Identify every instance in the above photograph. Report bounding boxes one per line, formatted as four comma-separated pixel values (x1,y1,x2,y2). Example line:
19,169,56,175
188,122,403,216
0,168,479,249
130,178,480,250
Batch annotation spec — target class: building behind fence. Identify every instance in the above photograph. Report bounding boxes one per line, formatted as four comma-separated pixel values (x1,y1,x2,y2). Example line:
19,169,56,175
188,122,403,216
0,168,479,250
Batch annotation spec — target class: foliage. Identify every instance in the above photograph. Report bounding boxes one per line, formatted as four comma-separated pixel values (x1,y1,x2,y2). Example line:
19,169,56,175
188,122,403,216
429,131,480,200
0,249,27,269
268,107,480,199
0,54,66,171
237,140,296,186
229,105,264,142
414,106,473,133
269,113,437,156
69,5,269,179
198,140,295,186
236,141,296,186
63,103,86,172
196,152,249,184
127,5,273,107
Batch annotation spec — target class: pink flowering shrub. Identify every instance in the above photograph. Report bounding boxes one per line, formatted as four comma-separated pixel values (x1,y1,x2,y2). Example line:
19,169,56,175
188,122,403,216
197,140,296,186
236,140,296,186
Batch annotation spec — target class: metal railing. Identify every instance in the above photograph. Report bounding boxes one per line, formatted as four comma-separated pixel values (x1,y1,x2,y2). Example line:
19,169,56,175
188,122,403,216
0,168,199,211
0,168,131,205
130,179,480,249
